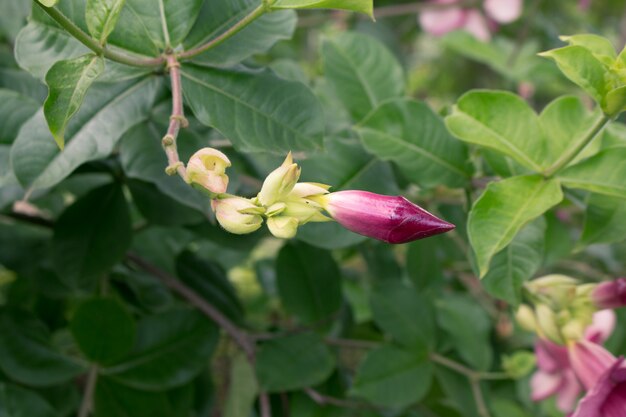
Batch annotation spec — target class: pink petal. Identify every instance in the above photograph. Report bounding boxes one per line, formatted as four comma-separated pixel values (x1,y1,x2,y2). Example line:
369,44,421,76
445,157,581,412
483,0,523,23
585,310,617,344
536,339,570,372
556,370,583,412
569,341,617,390
572,359,626,417
531,371,563,401
419,0,467,36
462,10,491,41
601,383,626,417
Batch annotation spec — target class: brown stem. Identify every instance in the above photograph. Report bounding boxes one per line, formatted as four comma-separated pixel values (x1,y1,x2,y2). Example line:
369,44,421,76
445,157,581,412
126,253,255,360
259,392,272,417
163,55,188,179
78,366,98,417
304,388,377,410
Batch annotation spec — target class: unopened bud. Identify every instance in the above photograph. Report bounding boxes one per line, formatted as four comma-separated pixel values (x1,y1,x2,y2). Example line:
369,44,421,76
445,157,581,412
212,197,263,235
591,278,626,309
525,274,578,307
515,304,537,332
257,153,300,206
535,304,563,344
267,216,299,239
185,148,231,195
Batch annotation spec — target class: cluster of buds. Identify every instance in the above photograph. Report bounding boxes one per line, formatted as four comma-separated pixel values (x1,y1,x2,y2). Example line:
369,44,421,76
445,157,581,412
185,149,454,243
515,274,626,416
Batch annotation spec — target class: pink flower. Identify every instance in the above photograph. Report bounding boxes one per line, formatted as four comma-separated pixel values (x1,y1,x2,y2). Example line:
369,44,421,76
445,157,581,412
319,190,454,244
418,0,523,41
591,278,626,310
569,343,626,417
531,339,583,412
530,310,616,413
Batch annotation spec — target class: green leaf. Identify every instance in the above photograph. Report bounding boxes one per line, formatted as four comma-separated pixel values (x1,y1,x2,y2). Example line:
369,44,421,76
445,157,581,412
256,333,335,392
94,377,191,417
351,345,432,409
539,96,602,166
119,123,210,214
604,85,626,116
370,280,435,349
103,309,218,390
322,31,404,121
559,147,626,198
357,98,471,188
539,45,608,106
0,382,58,417
0,89,39,144
468,175,563,277
407,235,444,290
184,1,296,67
437,294,492,371
11,77,161,191
107,0,203,55
44,54,104,149
181,65,324,153
441,31,544,81
482,218,546,306
0,1,30,41
127,179,205,226
15,21,88,80
297,137,397,249
559,34,617,63
271,0,373,17
445,90,547,172
52,183,132,290
276,241,342,325
86,0,126,44
579,193,626,246
70,297,136,364
0,311,85,387
224,353,258,417
176,250,244,323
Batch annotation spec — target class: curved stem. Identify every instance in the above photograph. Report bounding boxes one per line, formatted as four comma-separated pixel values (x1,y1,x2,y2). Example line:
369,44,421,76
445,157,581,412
543,113,611,177
163,55,187,179
177,4,266,60
34,0,164,68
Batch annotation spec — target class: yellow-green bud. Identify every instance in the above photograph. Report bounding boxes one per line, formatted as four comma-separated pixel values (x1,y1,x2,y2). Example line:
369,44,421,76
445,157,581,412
212,197,263,235
515,304,537,332
185,148,231,195
535,303,563,344
267,216,299,239
525,274,578,307
257,153,300,206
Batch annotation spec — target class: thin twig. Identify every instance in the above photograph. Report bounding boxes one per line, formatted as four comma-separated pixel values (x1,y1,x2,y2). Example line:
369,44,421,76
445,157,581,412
126,253,255,360
177,4,266,60
259,392,272,417
162,55,188,179
470,379,492,417
78,366,98,417
33,1,164,68
305,388,377,410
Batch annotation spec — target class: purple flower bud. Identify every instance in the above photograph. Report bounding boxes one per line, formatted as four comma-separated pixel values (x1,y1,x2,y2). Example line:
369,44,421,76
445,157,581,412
592,278,626,309
321,190,455,244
